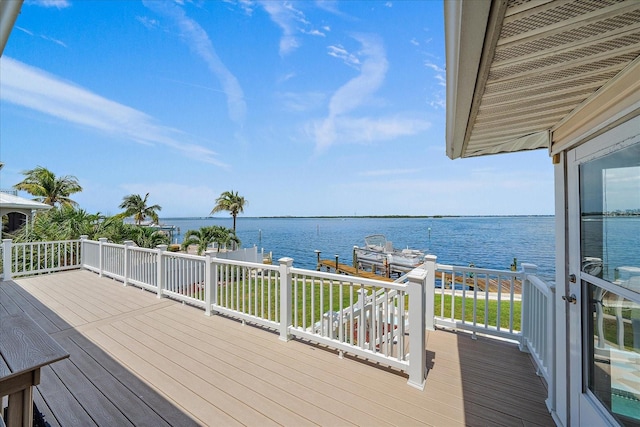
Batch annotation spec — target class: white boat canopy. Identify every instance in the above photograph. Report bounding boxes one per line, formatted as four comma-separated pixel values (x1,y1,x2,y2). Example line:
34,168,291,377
445,0,640,159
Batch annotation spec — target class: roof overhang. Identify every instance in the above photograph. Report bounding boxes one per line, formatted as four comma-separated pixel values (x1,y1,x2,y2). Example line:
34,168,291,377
445,0,640,159
0,0,23,57
0,192,52,216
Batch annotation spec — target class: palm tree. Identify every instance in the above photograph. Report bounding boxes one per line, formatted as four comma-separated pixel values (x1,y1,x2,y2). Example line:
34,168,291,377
131,226,170,248
14,166,83,207
119,193,161,225
180,225,240,255
210,191,246,232
12,206,104,242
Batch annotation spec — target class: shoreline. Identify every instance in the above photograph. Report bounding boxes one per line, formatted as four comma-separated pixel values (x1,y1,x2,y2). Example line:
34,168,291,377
160,214,556,221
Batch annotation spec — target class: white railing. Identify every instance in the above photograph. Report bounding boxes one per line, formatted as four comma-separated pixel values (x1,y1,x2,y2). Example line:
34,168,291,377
521,265,556,412
288,268,420,376
208,256,282,330
162,251,206,307
80,238,427,389
2,239,82,279
434,263,523,341
428,256,555,410
82,239,100,273
0,237,556,395
127,245,158,291
101,240,126,281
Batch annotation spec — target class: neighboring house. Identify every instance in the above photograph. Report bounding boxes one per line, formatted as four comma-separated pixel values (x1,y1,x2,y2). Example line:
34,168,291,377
445,1,640,426
0,191,52,238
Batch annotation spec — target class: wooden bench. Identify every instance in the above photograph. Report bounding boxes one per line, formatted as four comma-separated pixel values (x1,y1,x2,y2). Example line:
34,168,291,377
0,313,69,427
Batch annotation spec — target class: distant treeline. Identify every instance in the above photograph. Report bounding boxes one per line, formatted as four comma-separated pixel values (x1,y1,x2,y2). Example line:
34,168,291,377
162,214,555,220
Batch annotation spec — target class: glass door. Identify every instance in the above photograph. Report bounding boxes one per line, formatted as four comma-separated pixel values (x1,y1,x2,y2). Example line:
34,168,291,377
568,121,640,426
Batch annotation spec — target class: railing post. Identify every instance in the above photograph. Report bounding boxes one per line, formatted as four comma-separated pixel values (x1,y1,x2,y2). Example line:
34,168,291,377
2,239,13,281
424,255,437,331
123,241,133,286
279,257,293,342
547,281,556,415
98,237,108,277
204,250,216,316
156,244,167,299
407,269,427,390
520,263,537,352
79,235,88,269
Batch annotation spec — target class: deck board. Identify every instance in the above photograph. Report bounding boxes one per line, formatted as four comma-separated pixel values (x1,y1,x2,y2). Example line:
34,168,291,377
1,270,555,426
149,306,468,425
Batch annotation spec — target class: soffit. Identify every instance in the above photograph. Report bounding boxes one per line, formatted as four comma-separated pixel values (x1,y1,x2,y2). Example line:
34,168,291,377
447,0,640,159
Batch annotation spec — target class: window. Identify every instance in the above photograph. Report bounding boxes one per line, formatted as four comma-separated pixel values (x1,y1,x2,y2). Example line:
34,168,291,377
581,142,640,425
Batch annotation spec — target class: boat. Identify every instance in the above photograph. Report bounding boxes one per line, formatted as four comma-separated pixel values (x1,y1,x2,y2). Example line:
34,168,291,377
354,235,426,275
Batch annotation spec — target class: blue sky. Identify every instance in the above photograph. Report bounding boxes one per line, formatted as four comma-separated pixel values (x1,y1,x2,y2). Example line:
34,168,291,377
0,0,554,218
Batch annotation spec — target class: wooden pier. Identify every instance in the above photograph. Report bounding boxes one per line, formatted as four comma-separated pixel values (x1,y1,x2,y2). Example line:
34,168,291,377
317,260,394,282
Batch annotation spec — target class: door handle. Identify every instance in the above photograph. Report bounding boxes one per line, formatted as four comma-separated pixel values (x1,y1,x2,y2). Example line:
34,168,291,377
569,274,576,283
562,294,577,304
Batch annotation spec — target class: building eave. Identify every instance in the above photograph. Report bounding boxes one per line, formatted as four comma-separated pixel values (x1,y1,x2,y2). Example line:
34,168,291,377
0,0,24,57
445,0,640,159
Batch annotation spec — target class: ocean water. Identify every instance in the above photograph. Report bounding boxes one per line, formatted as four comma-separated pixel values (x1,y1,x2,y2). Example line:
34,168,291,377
162,216,557,281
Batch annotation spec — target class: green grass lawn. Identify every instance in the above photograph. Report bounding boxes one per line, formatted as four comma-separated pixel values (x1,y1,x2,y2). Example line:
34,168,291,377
435,293,522,331
211,273,524,332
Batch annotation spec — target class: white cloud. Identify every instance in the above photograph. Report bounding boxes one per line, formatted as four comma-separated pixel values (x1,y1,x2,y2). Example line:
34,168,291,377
303,29,326,37
424,62,444,73
143,0,246,125
425,61,446,92
136,16,160,30
15,26,34,36
40,34,67,47
315,115,431,146
327,44,360,68
25,0,70,8
314,34,431,151
260,1,305,56
385,2,393,8
278,91,326,112
315,34,387,150
277,72,296,83
15,26,67,47
327,34,387,117
0,57,229,168
237,0,255,15
260,1,325,55
314,1,342,15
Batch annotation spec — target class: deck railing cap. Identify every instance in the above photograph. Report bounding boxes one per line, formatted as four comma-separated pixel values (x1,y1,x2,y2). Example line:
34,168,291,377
407,269,428,281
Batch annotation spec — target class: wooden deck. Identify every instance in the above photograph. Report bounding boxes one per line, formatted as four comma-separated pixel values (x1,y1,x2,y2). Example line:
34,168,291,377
0,270,554,426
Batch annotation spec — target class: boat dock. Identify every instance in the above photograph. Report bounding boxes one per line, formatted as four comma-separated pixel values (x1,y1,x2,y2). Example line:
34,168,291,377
317,259,394,282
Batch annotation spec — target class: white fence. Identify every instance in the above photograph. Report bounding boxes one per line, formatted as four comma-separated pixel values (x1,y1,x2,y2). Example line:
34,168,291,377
2,239,82,279
287,266,427,386
521,267,556,412
434,263,523,340
77,238,429,389
0,237,555,396
429,258,555,407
